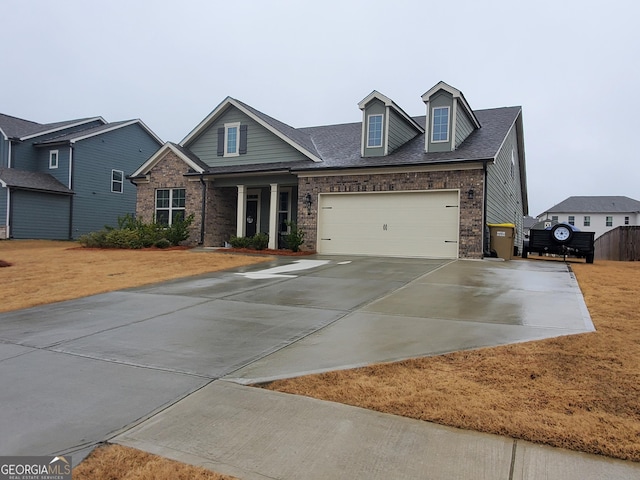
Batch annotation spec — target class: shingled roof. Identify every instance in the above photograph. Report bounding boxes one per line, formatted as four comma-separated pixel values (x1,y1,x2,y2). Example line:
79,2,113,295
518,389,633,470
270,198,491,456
0,113,104,140
192,105,522,175
544,196,640,214
0,168,73,194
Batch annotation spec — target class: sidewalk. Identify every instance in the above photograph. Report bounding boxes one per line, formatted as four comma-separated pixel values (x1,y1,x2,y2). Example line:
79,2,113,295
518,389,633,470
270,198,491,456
113,381,640,480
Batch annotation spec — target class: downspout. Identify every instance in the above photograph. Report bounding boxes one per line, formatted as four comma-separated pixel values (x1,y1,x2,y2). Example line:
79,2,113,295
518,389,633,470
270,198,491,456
482,160,489,256
199,174,206,245
6,140,12,238
68,145,74,240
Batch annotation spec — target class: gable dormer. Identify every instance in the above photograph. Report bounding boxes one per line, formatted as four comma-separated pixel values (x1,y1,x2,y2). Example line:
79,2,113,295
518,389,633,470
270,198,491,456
421,81,481,153
358,91,423,158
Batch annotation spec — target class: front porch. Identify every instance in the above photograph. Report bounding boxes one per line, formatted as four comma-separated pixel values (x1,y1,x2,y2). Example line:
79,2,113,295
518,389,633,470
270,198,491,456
205,179,299,249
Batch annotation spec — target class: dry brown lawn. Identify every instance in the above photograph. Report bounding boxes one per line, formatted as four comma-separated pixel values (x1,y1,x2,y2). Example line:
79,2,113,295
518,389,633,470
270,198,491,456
0,239,270,313
1,240,638,477
72,444,237,480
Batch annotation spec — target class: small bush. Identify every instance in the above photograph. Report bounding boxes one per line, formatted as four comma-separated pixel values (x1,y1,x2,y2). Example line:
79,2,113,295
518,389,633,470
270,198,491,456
251,232,269,250
284,221,305,252
164,214,195,246
153,238,172,249
78,230,109,248
229,235,252,248
105,229,144,249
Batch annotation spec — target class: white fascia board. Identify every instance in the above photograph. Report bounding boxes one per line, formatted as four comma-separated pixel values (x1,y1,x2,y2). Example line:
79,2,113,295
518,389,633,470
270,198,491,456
69,119,163,145
130,142,205,178
179,97,232,146
19,117,107,141
358,90,424,133
180,97,323,163
0,127,7,140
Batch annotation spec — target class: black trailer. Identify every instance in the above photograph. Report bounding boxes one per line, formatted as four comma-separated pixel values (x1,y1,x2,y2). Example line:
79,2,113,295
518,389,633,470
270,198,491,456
522,223,595,263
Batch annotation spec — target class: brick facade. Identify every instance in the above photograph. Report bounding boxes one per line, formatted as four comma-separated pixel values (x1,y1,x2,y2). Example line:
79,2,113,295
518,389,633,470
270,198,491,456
204,186,237,247
297,169,485,258
0,226,6,239
135,150,203,245
136,152,486,257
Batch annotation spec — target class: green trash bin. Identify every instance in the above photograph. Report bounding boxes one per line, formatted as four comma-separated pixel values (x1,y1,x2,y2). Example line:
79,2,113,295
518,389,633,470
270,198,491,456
488,223,516,260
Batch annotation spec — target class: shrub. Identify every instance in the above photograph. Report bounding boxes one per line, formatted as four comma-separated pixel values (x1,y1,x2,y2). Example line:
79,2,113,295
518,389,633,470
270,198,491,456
78,214,194,249
284,221,305,252
153,238,172,249
78,230,109,248
251,232,269,250
229,235,252,248
104,229,144,249
164,214,195,246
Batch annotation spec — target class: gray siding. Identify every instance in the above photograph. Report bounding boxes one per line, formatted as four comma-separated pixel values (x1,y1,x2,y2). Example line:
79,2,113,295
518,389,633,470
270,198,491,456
427,91,453,153
0,186,7,228
11,190,70,239
11,141,40,171
362,100,386,157
0,137,8,168
37,146,70,185
388,109,419,154
187,107,308,166
485,122,525,251
70,123,162,237
454,106,475,149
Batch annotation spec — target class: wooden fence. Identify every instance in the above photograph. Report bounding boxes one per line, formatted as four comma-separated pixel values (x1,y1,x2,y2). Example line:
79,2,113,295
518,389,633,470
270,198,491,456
594,226,640,261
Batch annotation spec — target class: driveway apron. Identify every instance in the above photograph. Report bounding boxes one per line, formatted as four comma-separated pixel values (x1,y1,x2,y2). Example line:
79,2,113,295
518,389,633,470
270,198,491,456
0,256,593,462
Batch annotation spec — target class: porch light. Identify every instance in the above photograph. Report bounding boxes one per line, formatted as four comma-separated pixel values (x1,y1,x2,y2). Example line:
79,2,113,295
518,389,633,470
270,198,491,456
467,188,475,200
304,193,313,214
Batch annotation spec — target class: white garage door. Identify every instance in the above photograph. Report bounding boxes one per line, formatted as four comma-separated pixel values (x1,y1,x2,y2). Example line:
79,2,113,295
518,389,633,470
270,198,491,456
317,190,459,258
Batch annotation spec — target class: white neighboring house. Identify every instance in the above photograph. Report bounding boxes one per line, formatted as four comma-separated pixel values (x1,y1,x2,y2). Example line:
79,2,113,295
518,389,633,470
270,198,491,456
537,196,640,239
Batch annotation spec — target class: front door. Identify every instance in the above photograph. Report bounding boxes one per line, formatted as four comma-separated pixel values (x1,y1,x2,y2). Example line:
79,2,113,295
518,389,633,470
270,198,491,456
246,194,259,237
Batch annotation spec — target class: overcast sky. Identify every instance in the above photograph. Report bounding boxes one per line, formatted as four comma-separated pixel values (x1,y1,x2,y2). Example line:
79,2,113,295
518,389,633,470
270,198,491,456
3,0,638,217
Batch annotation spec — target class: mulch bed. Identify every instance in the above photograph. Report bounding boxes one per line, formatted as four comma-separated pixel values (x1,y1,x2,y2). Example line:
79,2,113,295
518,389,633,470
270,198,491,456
219,248,316,256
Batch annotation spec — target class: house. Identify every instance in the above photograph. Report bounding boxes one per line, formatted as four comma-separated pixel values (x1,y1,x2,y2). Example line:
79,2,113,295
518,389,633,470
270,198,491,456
130,81,528,259
538,196,640,239
0,113,163,240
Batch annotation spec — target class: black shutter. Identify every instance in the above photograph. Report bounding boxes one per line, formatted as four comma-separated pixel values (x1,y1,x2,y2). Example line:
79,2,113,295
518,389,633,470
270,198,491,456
217,127,224,156
239,124,248,154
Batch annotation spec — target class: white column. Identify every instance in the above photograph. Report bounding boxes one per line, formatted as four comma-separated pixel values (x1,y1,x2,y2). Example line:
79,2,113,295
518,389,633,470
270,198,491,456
236,185,246,237
268,183,278,249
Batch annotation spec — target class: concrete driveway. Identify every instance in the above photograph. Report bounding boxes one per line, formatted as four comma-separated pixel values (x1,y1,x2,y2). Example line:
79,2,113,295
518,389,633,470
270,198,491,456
0,255,593,461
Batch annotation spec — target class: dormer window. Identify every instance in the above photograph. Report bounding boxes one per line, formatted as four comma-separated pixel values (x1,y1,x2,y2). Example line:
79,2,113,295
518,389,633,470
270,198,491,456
224,122,240,157
431,107,450,142
367,114,383,148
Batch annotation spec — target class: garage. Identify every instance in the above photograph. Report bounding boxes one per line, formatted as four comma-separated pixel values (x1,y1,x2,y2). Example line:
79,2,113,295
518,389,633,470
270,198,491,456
317,190,460,258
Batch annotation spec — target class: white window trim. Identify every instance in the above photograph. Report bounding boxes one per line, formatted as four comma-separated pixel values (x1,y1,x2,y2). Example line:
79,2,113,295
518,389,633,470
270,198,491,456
367,114,383,148
49,150,59,169
224,122,241,157
431,106,450,143
111,169,124,194
156,188,186,226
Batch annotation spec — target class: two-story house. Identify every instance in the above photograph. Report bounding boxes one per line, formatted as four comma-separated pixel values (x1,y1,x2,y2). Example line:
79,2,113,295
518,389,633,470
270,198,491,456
130,81,528,259
0,113,162,240
538,196,640,239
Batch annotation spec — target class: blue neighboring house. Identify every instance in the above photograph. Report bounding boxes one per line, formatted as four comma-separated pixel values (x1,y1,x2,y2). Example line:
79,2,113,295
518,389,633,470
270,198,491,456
0,113,163,240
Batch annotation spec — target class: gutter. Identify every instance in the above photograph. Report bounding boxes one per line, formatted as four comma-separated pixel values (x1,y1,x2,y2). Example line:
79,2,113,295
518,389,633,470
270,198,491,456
482,160,489,256
68,145,75,240
199,174,206,245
